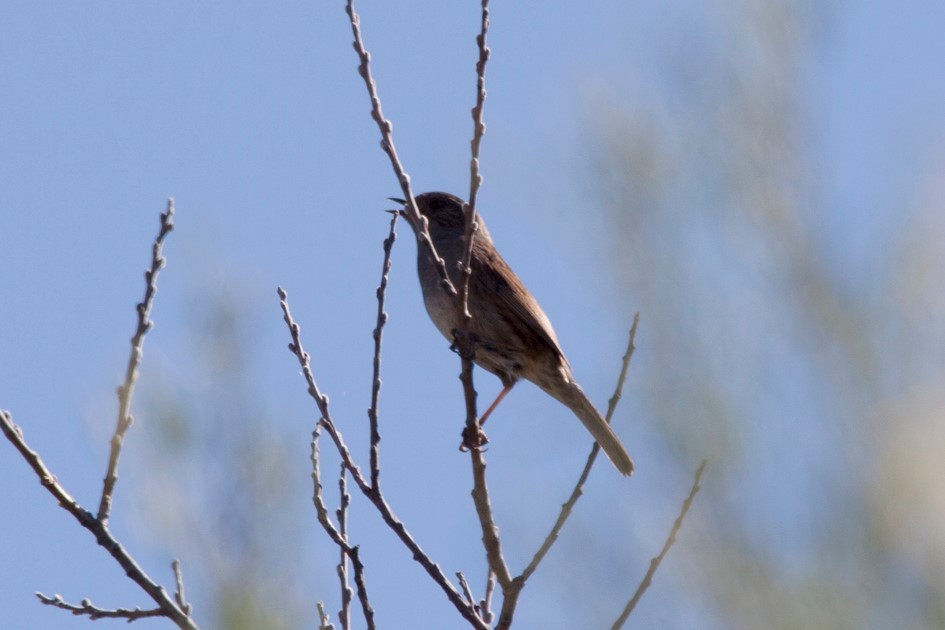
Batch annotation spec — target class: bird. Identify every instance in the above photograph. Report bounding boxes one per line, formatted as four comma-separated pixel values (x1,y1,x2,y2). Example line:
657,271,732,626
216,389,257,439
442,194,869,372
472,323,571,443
391,191,634,476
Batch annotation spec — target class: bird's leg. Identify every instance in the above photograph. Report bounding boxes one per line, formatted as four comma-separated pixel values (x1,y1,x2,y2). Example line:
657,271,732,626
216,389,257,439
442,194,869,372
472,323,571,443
477,383,512,427
459,383,513,452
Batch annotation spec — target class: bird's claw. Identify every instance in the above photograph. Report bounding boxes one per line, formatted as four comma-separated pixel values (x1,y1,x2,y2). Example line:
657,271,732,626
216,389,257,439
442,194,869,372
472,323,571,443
459,422,489,452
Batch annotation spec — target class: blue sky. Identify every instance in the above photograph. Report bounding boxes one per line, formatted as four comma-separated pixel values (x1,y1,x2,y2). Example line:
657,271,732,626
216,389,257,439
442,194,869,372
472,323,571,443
2,1,944,628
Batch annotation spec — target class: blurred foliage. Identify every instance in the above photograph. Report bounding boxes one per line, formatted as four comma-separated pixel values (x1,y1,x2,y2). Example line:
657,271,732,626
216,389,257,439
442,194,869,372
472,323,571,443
586,0,945,627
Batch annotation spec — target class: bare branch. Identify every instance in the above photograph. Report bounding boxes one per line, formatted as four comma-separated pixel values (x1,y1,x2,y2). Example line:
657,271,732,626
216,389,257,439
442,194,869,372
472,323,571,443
523,313,641,581
481,571,496,625
468,442,512,589
494,576,527,630
467,0,490,211
347,545,375,630
368,213,397,489
492,315,641,629
455,351,511,598
457,570,492,628
0,200,196,629
343,0,455,299
317,601,336,630
279,289,487,629
279,287,369,491
458,0,492,320
36,593,165,622
454,8,508,605
612,460,708,628
607,312,642,419
172,559,192,615
343,0,411,205
311,427,374,630
1,410,197,629
457,572,476,610
337,462,353,630
98,198,175,524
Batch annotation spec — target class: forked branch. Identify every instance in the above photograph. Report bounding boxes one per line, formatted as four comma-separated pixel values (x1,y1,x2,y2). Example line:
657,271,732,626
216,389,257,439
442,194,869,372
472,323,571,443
0,200,196,629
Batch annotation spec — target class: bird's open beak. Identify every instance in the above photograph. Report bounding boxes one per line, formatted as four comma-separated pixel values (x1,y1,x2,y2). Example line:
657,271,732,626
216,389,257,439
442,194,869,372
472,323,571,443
387,197,408,218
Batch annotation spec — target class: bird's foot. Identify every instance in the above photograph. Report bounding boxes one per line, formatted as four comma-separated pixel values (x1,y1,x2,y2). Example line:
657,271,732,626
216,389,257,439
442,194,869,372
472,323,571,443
449,328,478,361
459,422,489,452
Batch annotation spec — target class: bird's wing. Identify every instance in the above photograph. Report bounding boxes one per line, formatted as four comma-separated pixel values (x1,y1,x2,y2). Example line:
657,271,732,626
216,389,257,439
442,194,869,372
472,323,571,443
471,241,569,364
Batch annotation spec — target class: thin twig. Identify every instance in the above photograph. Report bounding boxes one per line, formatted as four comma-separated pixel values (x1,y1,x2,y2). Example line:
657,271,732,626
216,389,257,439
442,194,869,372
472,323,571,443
98,198,175,524
467,0,490,212
458,0,511,608
481,571,496,625
523,313,641,581
36,593,165,622
608,313,642,418
279,289,487,629
368,213,397,489
343,0,455,299
469,441,512,589
468,405,517,630
458,0,491,320
337,461,353,630
457,570,491,627
2,410,197,629
347,545,375,630
456,341,511,593
280,289,368,493
493,315,641,629
311,427,374,630
309,429,344,549
172,559,192,615
612,460,707,628
457,572,476,610
0,200,194,629
317,601,336,630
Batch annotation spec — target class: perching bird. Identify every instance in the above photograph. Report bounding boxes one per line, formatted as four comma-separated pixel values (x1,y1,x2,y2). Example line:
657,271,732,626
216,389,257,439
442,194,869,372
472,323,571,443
393,192,634,475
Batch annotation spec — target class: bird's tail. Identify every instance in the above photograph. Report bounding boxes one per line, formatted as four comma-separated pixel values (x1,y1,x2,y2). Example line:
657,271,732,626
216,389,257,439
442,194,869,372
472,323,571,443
545,380,635,476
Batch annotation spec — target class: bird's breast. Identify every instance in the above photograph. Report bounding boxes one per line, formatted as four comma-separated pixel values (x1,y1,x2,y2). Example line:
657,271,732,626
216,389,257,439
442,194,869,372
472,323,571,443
417,251,460,341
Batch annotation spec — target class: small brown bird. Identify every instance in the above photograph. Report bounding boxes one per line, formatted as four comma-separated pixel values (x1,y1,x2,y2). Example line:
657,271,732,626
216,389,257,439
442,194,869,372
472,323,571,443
393,192,634,476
